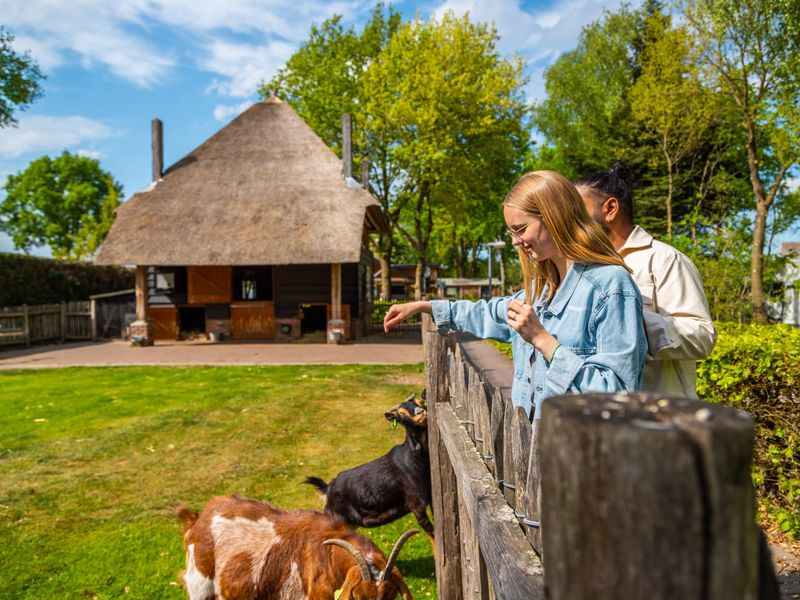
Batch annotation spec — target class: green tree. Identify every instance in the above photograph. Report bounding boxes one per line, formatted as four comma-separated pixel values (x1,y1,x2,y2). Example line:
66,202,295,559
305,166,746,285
0,27,44,128
630,16,716,238
678,0,800,322
361,12,529,298
262,5,403,299
1,152,122,259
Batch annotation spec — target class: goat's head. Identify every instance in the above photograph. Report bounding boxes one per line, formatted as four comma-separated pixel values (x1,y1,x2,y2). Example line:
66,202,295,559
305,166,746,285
385,391,427,429
324,530,417,600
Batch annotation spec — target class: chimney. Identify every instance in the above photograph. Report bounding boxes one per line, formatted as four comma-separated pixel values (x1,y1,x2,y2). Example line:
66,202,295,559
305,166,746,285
151,118,163,182
361,158,370,190
342,113,352,179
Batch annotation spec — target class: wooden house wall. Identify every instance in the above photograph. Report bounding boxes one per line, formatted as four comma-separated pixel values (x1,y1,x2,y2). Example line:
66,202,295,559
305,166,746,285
188,266,232,304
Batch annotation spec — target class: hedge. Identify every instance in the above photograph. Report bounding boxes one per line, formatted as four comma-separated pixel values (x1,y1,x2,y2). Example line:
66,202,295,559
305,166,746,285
698,322,800,540
0,253,134,306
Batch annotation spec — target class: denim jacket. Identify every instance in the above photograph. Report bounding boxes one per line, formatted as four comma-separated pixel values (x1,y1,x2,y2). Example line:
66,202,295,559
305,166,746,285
430,262,646,419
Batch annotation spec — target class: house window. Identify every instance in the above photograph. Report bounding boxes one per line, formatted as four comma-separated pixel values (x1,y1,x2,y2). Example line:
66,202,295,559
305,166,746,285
233,266,273,301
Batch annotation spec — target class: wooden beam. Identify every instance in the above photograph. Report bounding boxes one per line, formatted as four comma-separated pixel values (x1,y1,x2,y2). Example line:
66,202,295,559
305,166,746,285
331,263,342,320
135,265,148,321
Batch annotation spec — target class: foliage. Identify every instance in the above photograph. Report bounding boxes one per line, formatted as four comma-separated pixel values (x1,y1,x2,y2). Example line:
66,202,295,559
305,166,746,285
0,365,432,599
361,12,529,297
677,0,800,321
0,27,44,128
1,151,123,259
0,253,133,306
697,322,800,539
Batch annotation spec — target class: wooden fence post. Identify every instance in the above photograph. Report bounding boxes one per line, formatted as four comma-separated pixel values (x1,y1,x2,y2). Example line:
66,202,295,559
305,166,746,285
90,299,97,341
23,304,30,347
60,301,66,342
540,392,760,600
423,314,463,600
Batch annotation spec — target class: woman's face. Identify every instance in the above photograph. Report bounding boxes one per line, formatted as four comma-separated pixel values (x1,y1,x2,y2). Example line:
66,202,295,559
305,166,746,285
503,204,558,263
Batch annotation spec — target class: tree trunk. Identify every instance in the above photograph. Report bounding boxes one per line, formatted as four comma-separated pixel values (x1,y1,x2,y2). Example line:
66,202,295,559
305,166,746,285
746,125,768,324
415,258,425,300
665,145,674,240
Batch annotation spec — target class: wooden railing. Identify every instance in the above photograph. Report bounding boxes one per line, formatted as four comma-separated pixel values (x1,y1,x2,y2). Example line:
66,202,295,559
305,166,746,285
0,302,94,347
422,314,767,599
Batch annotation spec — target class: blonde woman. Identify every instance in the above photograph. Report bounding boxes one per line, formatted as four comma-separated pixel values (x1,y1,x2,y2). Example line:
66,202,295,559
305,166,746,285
384,170,647,420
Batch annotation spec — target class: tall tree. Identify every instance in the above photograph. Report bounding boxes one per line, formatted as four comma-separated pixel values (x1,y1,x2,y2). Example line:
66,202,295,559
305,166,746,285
678,0,800,322
361,12,529,298
630,16,715,238
1,152,122,259
0,27,44,128
263,5,403,299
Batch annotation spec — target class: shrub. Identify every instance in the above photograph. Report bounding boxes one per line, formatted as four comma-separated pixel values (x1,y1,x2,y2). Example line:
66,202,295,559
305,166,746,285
697,323,800,539
0,253,133,306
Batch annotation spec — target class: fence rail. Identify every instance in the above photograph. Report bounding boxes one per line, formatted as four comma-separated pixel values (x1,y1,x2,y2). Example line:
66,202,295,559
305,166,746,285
422,314,769,599
0,301,94,347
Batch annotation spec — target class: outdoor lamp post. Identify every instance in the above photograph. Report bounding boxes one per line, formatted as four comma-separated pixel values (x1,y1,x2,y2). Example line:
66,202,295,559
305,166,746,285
487,240,506,299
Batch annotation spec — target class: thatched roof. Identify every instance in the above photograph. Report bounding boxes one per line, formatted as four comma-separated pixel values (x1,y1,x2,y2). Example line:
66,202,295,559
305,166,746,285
96,97,385,266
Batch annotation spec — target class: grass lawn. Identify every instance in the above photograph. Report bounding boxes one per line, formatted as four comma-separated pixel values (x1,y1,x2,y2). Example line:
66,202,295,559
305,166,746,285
0,364,434,599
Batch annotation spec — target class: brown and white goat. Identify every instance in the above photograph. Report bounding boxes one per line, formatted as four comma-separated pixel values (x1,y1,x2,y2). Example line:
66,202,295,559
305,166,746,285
176,494,416,600
304,392,433,543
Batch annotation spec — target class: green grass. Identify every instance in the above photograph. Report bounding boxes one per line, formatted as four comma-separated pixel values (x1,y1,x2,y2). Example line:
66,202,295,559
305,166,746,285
0,365,435,599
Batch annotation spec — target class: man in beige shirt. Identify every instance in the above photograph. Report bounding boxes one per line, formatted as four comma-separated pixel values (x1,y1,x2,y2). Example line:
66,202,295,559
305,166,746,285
575,164,717,397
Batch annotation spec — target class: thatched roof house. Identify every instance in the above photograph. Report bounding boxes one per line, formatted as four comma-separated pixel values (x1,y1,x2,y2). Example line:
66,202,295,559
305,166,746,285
96,96,386,343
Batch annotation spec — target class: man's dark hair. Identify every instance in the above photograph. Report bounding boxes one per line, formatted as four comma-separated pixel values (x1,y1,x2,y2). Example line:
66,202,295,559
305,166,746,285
574,162,634,221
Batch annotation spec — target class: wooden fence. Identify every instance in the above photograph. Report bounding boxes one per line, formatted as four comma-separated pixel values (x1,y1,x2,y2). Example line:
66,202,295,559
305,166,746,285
422,315,768,599
0,302,94,347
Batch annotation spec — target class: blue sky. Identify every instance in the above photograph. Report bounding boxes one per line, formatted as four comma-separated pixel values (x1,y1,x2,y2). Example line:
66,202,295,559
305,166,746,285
2,0,639,256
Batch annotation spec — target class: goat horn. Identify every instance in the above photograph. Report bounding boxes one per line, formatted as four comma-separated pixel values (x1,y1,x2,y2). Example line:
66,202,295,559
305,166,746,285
323,539,372,582
380,529,418,582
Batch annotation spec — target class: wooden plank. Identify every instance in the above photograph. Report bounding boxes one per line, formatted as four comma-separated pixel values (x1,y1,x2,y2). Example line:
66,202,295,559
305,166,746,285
524,419,543,556
60,301,66,342
490,388,505,492
501,393,515,506
512,407,532,528
331,263,342,321
540,393,759,600
423,316,463,600
148,306,178,340
437,402,545,599
458,489,484,599
231,302,275,339
23,304,30,347
188,266,232,304
474,373,494,477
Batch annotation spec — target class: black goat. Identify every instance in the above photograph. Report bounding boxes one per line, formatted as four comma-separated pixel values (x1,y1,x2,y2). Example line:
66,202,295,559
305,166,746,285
305,391,434,542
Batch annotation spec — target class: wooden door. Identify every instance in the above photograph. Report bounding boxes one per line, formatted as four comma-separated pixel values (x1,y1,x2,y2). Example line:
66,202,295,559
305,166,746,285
231,302,275,339
148,306,178,340
188,266,232,304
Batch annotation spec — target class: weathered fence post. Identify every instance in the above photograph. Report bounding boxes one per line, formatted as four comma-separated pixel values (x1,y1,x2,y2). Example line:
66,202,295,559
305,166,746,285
540,392,760,600
60,301,66,342
423,314,463,600
22,304,30,347
90,298,97,341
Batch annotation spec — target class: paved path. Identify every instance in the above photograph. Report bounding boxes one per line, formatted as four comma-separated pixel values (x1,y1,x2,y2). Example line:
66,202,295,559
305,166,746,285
0,338,423,369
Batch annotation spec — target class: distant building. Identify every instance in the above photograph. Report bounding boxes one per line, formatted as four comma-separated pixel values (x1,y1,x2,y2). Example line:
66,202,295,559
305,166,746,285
768,242,800,326
438,277,504,300
96,96,387,343
373,262,440,299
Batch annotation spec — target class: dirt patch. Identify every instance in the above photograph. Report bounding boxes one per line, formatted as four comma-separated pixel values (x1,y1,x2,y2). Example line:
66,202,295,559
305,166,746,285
379,372,426,388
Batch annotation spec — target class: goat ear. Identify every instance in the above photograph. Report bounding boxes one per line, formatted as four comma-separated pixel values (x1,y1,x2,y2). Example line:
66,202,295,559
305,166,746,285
338,567,360,600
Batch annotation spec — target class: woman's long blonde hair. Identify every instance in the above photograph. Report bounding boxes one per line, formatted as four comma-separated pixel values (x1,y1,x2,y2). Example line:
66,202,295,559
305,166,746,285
503,170,630,305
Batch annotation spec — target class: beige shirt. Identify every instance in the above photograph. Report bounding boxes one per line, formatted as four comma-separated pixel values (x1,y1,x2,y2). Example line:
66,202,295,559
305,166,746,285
619,226,717,397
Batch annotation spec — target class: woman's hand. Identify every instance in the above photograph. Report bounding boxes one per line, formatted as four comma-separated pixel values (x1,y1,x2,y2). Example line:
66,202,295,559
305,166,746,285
507,299,559,359
384,301,431,332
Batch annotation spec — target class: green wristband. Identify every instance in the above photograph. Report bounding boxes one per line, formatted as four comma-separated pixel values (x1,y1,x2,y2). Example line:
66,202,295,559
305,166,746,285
549,343,561,363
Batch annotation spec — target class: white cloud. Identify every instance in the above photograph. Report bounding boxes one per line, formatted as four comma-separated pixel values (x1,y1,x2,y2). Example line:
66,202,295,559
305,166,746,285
203,39,296,98
76,149,102,159
432,0,632,101
213,100,255,122
0,0,362,92
0,115,115,159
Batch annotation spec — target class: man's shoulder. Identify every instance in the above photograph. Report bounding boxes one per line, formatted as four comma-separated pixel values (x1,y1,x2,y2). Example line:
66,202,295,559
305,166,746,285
581,263,639,296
